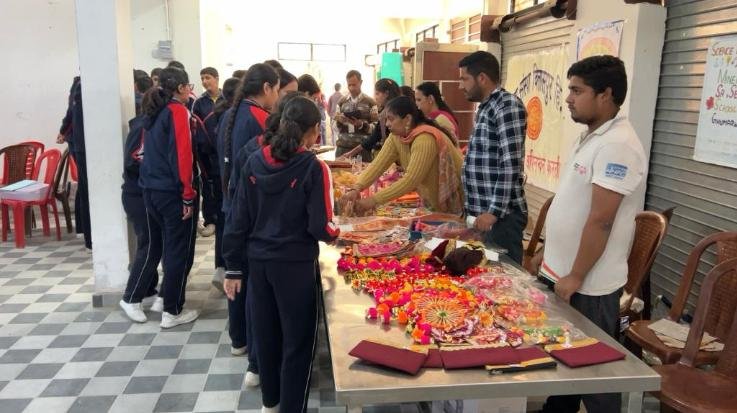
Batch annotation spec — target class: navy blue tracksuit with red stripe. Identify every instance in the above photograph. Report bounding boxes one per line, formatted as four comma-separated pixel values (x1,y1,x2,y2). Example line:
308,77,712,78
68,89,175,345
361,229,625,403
121,115,160,303
216,99,268,374
223,146,339,412
217,99,269,212
139,99,197,316
192,92,224,227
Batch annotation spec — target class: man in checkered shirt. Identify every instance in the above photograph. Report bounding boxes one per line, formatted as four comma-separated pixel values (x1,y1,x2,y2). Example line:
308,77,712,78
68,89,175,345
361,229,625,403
458,51,528,264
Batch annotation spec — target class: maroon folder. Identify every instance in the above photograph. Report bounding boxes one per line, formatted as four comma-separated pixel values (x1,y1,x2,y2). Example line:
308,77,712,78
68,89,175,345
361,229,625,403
548,341,625,368
440,345,518,369
486,346,557,374
349,340,427,375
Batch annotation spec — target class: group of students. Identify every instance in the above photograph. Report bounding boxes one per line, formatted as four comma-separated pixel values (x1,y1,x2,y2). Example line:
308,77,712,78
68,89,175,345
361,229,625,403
116,59,338,412
65,49,643,413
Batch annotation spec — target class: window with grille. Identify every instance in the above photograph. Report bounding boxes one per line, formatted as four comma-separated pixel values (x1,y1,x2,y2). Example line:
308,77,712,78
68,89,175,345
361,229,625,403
449,14,483,44
277,42,346,62
415,24,439,43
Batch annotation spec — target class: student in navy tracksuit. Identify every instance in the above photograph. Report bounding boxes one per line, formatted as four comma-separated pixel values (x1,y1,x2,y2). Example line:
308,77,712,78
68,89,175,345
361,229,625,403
191,67,223,238
231,91,303,190
56,76,92,249
216,63,279,386
139,67,200,329
223,96,339,413
118,105,163,322
203,77,240,291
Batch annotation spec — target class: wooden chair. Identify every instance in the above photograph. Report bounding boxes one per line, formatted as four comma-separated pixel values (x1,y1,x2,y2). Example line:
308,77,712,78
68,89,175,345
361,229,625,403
651,258,737,413
19,140,45,179
0,143,36,185
620,211,668,325
626,231,737,365
642,206,676,319
53,149,74,233
522,195,553,273
1,149,62,248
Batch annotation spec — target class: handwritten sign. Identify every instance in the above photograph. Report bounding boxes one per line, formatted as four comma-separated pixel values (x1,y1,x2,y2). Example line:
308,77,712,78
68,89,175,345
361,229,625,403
505,47,568,191
694,36,737,169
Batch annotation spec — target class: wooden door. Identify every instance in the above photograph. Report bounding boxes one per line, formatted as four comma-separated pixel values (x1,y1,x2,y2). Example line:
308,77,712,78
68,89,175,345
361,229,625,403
413,41,483,146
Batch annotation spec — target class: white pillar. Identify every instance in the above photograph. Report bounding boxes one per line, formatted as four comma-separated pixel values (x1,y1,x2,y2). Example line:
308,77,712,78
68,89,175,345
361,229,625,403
74,0,134,303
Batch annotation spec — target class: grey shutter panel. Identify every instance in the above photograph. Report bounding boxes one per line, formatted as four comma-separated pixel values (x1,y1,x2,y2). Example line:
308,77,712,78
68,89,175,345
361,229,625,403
646,0,737,311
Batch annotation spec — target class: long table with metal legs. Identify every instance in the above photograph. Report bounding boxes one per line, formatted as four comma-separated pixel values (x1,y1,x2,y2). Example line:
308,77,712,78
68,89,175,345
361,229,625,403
318,244,660,412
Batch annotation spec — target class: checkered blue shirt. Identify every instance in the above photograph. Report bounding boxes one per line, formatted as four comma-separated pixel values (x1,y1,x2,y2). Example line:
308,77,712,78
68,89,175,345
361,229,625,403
463,88,527,219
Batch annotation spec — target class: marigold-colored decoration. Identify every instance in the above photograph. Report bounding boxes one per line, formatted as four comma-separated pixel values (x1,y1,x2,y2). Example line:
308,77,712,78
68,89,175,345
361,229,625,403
417,297,467,331
525,96,543,140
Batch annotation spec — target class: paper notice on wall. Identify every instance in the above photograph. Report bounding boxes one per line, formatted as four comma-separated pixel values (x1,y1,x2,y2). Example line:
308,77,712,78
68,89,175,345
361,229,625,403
504,47,568,192
576,20,624,61
694,35,737,169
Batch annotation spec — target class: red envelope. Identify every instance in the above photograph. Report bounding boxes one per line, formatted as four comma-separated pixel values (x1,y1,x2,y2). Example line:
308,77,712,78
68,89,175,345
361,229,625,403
440,346,518,369
423,348,443,368
349,340,427,375
548,341,625,368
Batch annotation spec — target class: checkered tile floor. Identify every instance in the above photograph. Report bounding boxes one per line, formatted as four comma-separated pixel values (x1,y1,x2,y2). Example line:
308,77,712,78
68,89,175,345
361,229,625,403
0,231,660,413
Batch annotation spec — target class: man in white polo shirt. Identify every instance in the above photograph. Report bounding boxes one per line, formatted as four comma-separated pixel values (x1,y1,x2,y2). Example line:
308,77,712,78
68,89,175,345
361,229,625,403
531,56,646,413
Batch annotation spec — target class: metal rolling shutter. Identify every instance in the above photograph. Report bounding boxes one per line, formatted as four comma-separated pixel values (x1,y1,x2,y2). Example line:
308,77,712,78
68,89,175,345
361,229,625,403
500,17,575,226
647,0,737,310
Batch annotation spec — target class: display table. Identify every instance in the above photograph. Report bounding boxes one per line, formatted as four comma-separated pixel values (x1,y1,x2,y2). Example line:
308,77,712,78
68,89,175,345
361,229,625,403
318,244,660,412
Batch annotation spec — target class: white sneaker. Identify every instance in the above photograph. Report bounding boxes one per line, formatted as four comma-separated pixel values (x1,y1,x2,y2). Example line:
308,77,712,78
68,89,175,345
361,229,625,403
261,404,278,413
211,267,225,295
231,346,247,356
150,296,164,313
244,371,260,387
160,309,199,329
119,300,147,323
200,223,216,237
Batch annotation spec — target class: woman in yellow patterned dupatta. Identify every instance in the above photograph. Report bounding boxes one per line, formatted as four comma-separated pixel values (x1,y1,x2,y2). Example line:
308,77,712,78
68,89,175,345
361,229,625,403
340,96,464,214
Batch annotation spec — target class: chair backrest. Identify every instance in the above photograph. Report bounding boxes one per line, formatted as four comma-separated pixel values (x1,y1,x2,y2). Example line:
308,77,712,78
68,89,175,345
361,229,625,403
0,143,36,185
19,140,45,177
32,149,62,200
623,211,668,306
661,206,676,223
679,258,737,379
54,149,70,196
69,155,78,182
523,195,554,268
670,231,737,341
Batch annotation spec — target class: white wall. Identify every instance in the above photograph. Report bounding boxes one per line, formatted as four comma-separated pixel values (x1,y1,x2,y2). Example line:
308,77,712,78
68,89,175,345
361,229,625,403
131,0,202,92
0,0,203,152
0,0,79,151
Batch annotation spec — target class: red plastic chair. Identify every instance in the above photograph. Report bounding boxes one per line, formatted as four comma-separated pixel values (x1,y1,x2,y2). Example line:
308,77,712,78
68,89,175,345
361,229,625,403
1,149,62,248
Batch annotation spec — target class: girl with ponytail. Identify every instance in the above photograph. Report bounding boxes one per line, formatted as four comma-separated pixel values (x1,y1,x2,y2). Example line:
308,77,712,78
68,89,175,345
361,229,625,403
218,63,279,211
220,91,302,384
340,95,465,214
134,67,200,328
216,64,278,388
415,81,461,146
222,96,339,412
